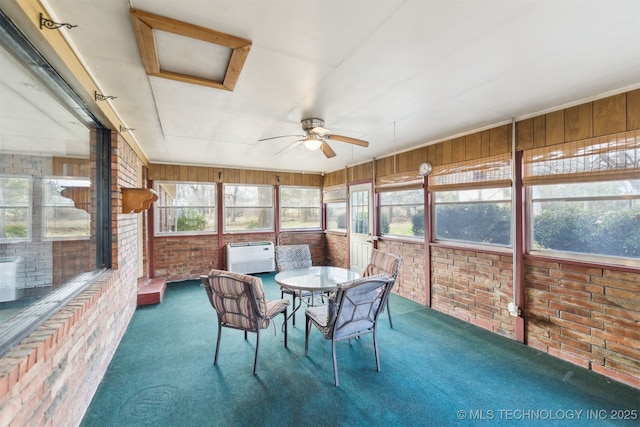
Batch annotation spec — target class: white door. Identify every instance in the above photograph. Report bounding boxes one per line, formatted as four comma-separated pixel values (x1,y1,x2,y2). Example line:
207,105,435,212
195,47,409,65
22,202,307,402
349,183,373,274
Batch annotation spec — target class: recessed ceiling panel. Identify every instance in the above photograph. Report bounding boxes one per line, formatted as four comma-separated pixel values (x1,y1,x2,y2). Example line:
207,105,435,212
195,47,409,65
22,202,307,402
130,8,251,91
155,30,230,81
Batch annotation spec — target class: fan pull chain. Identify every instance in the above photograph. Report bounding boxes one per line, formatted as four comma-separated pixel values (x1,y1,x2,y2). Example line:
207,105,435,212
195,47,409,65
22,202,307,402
393,121,397,174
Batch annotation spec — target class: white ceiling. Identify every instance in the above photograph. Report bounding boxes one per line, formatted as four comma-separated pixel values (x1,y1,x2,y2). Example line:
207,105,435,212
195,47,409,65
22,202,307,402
4,0,640,174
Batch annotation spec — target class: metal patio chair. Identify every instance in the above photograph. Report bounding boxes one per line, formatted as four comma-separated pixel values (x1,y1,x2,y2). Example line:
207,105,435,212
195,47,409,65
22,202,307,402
201,269,289,375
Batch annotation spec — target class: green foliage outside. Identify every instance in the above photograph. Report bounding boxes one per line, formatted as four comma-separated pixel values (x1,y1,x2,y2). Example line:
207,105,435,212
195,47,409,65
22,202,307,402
380,201,638,258
380,213,390,234
177,209,206,231
5,224,27,238
379,210,424,237
245,219,260,229
412,210,424,236
436,204,511,245
534,205,640,257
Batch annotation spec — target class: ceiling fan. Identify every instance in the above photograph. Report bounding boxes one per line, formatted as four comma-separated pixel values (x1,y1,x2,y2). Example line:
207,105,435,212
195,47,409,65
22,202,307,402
259,118,369,158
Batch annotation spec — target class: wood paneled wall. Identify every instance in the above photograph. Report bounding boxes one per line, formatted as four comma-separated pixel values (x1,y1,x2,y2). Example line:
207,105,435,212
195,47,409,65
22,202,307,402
148,164,322,186
517,89,640,150
370,123,512,180
323,169,346,187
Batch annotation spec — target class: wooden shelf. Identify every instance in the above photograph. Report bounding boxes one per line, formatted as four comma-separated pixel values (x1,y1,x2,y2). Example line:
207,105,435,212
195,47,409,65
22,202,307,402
60,187,90,212
122,188,158,214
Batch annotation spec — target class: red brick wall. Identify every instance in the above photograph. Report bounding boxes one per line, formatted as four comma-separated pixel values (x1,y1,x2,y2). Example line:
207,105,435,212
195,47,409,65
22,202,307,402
0,270,135,426
430,246,516,338
525,259,640,388
325,233,348,268
0,131,141,426
153,231,327,280
377,240,427,305
153,235,220,280
423,245,640,388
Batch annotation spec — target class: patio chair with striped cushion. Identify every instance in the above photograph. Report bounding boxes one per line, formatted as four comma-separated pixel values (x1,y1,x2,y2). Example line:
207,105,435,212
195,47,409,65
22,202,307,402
362,249,402,328
201,269,289,375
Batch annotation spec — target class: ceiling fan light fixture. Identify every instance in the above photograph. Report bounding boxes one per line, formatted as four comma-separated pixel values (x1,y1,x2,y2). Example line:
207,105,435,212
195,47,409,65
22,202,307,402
303,134,323,150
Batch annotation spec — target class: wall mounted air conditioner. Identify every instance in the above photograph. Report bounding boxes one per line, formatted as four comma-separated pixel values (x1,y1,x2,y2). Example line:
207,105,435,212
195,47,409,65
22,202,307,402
226,241,275,274
0,257,21,302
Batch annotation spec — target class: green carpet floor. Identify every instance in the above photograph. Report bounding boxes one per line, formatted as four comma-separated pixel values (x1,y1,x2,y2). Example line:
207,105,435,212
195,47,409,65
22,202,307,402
81,273,639,426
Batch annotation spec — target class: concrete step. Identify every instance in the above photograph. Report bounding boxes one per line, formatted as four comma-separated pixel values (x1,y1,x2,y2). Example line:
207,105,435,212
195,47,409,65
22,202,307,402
137,277,166,306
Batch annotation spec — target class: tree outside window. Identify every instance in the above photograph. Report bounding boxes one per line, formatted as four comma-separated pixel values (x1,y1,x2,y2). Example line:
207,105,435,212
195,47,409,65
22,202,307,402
280,186,321,230
379,189,424,238
224,184,273,232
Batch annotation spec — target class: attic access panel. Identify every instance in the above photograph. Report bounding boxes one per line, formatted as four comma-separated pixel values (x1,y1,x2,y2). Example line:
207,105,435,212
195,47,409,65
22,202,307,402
130,9,251,91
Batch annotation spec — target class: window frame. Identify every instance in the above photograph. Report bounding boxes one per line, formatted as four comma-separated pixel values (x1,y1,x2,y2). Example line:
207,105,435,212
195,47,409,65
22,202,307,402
153,181,218,236
0,175,32,243
323,186,347,233
0,11,111,358
379,188,425,241
428,154,513,250
223,183,274,233
527,179,640,268
279,185,322,231
432,186,513,249
523,132,640,267
42,176,91,241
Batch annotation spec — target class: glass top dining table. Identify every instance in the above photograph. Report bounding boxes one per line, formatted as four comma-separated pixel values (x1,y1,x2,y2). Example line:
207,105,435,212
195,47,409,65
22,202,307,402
274,266,361,292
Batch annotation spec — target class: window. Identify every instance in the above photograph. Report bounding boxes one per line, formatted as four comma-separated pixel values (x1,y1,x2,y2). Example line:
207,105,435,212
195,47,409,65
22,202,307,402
224,184,274,232
434,188,512,246
324,187,347,232
0,12,110,357
524,132,640,266
279,186,321,230
375,171,424,239
430,154,512,247
529,181,640,261
380,189,424,238
0,176,31,242
326,202,347,232
154,182,217,235
43,177,90,239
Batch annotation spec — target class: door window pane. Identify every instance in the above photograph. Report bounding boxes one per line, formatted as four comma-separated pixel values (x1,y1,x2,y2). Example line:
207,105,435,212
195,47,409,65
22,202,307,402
351,190,369,235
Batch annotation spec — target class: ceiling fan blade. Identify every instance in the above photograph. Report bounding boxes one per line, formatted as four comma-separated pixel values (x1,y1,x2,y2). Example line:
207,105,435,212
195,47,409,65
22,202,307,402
275,140,303,156
259,134,304,142
320,141,336,158
326,134,369,147
309,126,331,136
